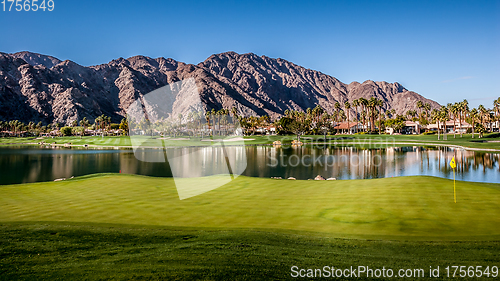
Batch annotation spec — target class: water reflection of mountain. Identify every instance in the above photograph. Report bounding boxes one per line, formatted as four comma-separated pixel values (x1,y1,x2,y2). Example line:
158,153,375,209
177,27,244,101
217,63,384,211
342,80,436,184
0,146,498,185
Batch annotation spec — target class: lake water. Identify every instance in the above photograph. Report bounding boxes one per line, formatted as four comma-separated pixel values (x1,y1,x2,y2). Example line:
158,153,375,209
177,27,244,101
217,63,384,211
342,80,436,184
0,146,499,185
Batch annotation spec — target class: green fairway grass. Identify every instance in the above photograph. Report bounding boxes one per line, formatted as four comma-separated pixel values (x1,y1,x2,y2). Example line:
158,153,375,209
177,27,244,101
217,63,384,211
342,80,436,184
1,174,500,240
1,222,499,280
2,175,500,280
1,133,499,150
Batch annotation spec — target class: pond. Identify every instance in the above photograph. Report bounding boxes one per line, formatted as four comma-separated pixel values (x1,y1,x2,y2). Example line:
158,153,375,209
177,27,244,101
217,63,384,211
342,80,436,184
0,145,498,185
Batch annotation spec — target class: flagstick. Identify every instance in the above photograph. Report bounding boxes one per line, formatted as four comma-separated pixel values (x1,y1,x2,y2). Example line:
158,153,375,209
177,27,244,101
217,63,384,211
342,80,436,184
453,168,456,203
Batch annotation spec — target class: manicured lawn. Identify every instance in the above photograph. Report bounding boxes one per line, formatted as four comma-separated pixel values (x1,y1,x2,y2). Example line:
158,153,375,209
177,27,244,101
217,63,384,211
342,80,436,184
2,174,500,279
0,136,133,146
1,133,499,150
312,133,500,150
1,174,500,240
1,222,499,280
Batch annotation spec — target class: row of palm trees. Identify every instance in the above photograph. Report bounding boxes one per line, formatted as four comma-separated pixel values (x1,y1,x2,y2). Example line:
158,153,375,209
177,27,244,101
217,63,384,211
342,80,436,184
428,99,500,139
0,115,115,137
280,97,387,134
129,108,241,137
1,97,499,138
277,97,500,137
0,120,59,137
128,96,500,138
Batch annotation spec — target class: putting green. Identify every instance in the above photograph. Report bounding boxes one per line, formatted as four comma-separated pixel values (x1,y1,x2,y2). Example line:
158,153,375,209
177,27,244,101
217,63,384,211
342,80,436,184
1,174,500,240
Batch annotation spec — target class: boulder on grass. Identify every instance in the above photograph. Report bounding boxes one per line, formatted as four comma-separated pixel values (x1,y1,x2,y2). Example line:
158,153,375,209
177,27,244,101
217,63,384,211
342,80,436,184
314,175,326,180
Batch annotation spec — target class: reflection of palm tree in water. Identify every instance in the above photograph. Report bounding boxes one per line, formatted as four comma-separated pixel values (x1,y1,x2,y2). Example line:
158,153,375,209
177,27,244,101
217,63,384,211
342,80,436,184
426,149,430,170
448,150,498,175
438,148,442,170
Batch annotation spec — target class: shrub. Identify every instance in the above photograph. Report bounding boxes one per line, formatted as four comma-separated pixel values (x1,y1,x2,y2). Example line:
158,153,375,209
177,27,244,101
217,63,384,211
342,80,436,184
423,131,436,135
60,126,73,136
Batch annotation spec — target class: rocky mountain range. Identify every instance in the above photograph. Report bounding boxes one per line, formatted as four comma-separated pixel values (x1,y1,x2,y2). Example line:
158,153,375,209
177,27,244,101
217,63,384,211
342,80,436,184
0,51,440,125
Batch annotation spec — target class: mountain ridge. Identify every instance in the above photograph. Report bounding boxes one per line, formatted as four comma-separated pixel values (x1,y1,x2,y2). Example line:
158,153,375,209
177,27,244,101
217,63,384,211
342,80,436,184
0,51,440,124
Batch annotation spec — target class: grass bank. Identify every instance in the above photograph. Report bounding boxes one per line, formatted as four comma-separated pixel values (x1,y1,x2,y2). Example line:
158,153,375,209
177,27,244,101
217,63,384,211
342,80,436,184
1,174,500,240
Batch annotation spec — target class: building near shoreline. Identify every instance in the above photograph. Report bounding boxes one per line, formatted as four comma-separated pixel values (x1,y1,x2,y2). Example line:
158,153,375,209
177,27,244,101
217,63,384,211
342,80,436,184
333,122,363,134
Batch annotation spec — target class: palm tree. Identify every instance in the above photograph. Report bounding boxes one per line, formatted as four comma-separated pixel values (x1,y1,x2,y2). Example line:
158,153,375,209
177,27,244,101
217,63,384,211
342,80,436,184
440,106,449,140
259,115,270,135
446,103,454,137
488,111,495,133
334,102,341,126
469,108,479,138
216,109,224,136
9,120,18,137
313,105,324,124
352,99,360,133
205,111,211,136
367,97,379,133
416,100,424,133
406,110,418,121
358,98,368,132
311,106,318,122
79,117,89,136
219,111,227,136
223,108,230,135
191,111,199,137
230,107,238,132
331,110,338,125
431,109,440,140
457,101,464,137
306,107,312,119
424,103,431,122
451,103,460,138
231,107,238,118
339,110,346,133
478,105,488,134
119,118,129,136
210,109,216,136
107,116,111,132
250,116,260,135
376,98,384,134
460,99,469,137
27,121,35,136
344,101,351,134
94,116,102,136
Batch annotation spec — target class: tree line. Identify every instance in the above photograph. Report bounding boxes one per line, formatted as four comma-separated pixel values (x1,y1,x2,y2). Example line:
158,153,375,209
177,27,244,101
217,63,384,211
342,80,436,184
1,97,499,139
0,115,127,138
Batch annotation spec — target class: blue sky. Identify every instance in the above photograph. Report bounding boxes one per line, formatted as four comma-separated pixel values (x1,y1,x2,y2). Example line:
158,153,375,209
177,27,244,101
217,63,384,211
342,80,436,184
1,0,498,108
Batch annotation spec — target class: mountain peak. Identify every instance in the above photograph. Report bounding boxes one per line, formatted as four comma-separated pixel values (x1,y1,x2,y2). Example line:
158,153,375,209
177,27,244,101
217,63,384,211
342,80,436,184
10,51,62,68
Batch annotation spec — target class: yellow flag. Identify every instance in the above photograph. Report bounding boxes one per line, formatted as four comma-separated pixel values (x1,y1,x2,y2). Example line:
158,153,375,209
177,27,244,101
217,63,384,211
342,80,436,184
450,157,456,169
